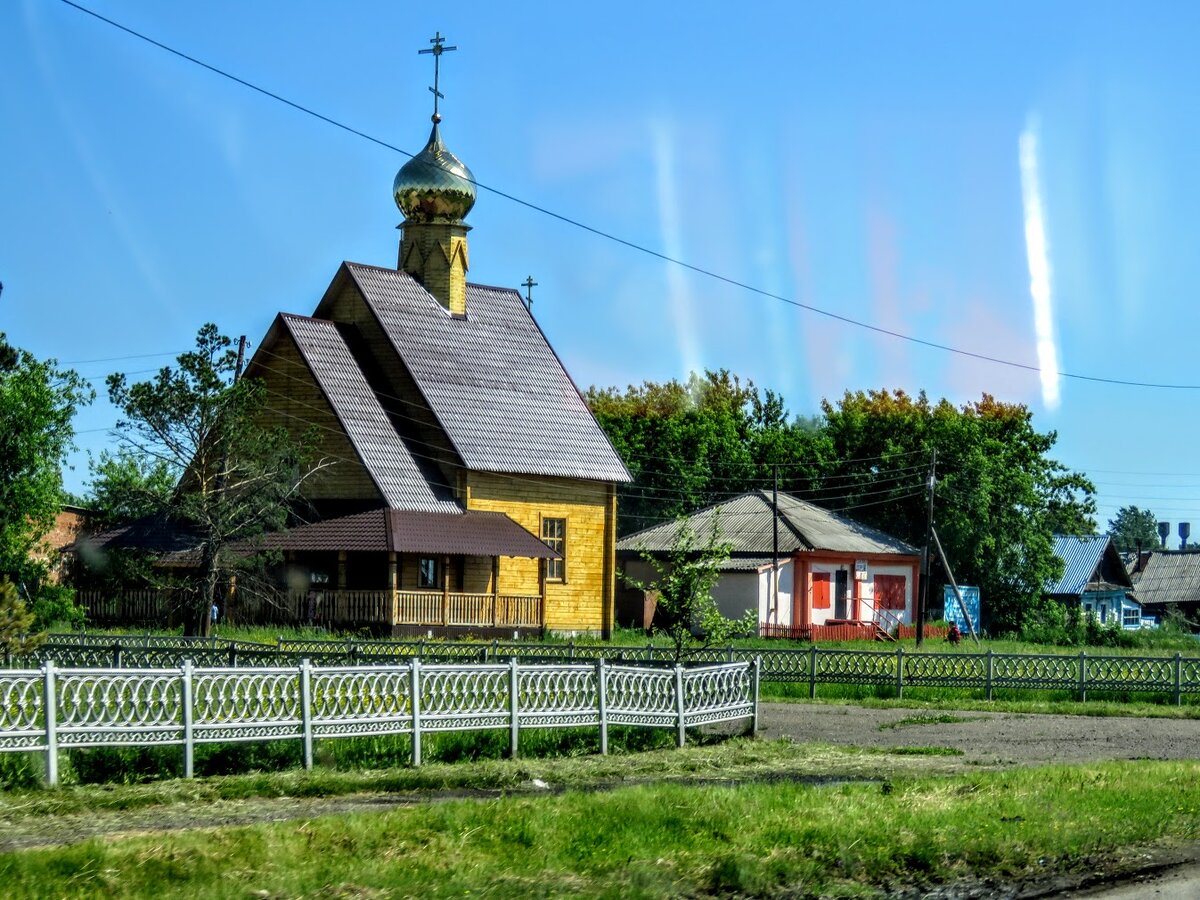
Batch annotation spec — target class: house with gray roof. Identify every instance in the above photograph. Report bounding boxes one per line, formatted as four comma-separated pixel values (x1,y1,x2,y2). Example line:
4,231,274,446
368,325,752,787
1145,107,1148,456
1129,550,1200,625
82,65,630,637
1046,535,1144,629
617,490,921,640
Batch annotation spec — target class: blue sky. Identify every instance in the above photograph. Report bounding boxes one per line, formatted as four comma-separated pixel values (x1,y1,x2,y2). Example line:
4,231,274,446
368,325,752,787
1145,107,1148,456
5,0,1200,540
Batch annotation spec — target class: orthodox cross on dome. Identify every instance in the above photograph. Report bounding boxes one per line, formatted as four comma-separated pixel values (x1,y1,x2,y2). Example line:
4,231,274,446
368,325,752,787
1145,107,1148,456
522,275,538,311
419,31,457,123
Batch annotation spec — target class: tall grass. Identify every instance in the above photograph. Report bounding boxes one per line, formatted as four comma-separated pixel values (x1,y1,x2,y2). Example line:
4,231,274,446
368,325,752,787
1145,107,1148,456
0,726,679,790
2,760,1198,898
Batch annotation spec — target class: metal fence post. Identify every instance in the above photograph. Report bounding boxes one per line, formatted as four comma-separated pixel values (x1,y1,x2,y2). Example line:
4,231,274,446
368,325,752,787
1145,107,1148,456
809,645,818,699
228,644,237,667
896,646,904,699
986,649,994,702
42,662,57,787
674,664,686,748
596,658,608,755
569,639,575,661
112,641,122,668
181,659,194,779
727,645,734,663
410,658,422,767
1175,653,1183,706
751,657,761,736
1078,651,1087,702
509,657,520,758
300,658,313,770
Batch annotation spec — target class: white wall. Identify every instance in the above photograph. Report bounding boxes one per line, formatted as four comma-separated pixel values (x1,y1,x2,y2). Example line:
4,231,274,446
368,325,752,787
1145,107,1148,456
803,561,914,626
860,563,914,627
756,561,793,626
623,559,792,627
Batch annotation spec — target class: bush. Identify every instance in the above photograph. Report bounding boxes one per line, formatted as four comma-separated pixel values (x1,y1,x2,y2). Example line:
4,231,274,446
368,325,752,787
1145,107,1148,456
29,582,86,631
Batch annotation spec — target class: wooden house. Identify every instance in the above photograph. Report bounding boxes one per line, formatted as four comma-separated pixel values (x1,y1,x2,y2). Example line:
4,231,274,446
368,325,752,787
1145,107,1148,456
1047,535,1143,629
617,491,921,641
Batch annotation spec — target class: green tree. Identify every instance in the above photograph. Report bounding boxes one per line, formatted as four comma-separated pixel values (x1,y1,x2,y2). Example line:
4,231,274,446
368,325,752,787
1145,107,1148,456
106,324,324,635
818,390,1096,633
622,516,754,663
0,580,41,659
1106,505,1161,553
587,370,825,535
86,448,177,529
0,333,92,594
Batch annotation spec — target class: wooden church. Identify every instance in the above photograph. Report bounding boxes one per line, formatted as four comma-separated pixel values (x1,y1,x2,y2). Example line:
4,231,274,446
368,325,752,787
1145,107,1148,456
244,40,630,636
88,36,630,637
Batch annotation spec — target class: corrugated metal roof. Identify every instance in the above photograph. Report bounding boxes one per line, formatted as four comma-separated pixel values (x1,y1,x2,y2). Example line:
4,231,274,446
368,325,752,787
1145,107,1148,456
336,263,631,484
258,508,558,558
617,490,918,557
1130,551,1200,607
1047,535,1109,596
280,314,461,514
1046,535,1134,597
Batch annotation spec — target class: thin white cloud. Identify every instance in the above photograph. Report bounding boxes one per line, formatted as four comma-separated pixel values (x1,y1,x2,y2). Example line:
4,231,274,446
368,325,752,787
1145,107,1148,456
1018,117,1061,410
650,121,701,380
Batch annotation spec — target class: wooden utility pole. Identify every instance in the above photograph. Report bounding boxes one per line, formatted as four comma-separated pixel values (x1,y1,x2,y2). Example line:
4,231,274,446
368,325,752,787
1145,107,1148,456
234,335,247,381
771,464,780,626
917,448,936,648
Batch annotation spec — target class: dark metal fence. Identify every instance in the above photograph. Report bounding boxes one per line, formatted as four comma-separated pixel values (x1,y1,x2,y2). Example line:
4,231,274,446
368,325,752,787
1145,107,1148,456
14,634,1200,704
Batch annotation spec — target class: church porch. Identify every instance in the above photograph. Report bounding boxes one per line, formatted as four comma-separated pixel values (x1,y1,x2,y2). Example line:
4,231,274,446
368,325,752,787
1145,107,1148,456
258,508,558,636
279,549,544,635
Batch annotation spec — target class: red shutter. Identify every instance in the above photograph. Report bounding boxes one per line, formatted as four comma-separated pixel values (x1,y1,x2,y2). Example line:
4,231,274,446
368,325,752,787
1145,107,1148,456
812,573,831,610
874,574,906,610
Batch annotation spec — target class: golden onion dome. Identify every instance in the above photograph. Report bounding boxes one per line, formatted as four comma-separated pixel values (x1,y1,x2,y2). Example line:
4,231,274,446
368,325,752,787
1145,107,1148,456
393,122,476,223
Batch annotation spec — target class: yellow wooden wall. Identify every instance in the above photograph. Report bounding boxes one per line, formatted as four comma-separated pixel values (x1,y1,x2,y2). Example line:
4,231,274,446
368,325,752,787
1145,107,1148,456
254,332,381,502
467,471,615,634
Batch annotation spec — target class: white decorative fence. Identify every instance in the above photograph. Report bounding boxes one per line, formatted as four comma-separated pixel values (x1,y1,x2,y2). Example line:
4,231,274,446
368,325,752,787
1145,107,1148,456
0,660,759,785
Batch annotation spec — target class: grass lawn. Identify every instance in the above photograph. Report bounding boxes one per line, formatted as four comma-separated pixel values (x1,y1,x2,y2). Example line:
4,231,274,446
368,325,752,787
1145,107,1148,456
2,754,1198,898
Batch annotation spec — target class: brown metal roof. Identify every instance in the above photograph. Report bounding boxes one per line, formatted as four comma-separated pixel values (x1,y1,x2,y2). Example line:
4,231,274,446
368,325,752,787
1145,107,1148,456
315,263,630,484
79,516,203,567
259,508,558,558
277,314,462,514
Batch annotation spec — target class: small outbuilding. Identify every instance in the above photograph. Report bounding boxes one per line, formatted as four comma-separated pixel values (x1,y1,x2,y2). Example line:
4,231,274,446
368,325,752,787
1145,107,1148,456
617,490,921,640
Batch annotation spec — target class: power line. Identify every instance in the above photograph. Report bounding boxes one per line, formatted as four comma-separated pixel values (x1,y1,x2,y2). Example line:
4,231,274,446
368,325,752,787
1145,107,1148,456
56,0,1200,393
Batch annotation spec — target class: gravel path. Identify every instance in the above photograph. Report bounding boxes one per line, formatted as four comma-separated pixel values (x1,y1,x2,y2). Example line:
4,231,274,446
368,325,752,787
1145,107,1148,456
759,702,1200,766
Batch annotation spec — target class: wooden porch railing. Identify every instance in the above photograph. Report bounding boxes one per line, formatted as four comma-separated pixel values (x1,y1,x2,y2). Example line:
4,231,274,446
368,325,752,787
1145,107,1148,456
80,588,543,630
77,589,184,627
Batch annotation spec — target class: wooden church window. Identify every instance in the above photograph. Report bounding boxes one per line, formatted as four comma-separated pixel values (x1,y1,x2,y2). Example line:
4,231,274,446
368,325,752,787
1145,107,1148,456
542,517,566,581
418,557,438,589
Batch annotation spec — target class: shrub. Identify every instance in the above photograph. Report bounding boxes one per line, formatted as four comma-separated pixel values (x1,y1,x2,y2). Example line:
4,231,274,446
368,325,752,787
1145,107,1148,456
29,582,86,631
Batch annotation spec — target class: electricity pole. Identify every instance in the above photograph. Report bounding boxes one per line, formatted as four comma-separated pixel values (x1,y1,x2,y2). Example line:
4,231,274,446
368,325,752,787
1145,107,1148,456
772,464,780,626
917,448,936,648
234,335,247,381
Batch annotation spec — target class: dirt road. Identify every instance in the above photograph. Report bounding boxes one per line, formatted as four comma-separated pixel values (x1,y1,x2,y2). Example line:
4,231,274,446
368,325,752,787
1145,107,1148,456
760,702,1200,766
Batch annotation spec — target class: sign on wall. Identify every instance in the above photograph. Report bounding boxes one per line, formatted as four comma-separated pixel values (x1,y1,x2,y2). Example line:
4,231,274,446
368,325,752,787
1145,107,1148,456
943,585,980,631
